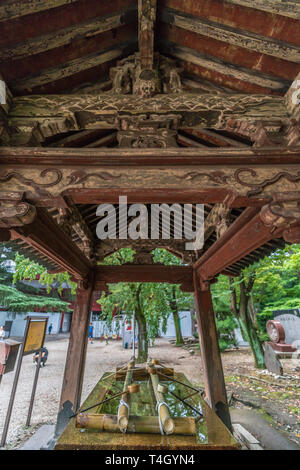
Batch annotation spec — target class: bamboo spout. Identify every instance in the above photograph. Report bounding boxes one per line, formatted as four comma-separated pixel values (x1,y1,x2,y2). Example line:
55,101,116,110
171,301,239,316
76,413,196,435
117,359,135,432
147,360,175,435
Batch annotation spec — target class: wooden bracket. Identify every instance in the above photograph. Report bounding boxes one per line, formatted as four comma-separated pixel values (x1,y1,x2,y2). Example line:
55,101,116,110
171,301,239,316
0,195,36,228
260,192,300,243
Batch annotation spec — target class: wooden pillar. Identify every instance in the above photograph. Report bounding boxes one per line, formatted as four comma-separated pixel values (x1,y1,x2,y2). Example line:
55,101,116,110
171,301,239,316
54,273,95,438
193,270,232,431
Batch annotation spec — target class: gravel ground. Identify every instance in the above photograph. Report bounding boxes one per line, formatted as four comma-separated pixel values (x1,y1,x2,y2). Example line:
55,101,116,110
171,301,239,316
0,336,299,449
0,336,205,449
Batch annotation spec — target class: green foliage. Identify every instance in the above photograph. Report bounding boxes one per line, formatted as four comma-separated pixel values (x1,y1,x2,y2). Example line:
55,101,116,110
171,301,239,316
210,245,300,357
0,245,74,314
215,314,238,351
13,252,77,294
97,248,193,351
0,284,71,313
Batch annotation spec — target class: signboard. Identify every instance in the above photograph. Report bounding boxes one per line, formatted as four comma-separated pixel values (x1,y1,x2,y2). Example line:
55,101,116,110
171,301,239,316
0,316,48,447
24,320,47,355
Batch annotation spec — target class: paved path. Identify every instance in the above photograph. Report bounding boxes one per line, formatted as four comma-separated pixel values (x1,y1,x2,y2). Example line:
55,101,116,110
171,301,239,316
231,409,300,450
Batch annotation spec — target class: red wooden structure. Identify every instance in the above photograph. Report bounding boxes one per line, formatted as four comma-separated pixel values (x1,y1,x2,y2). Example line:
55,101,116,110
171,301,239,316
0,0,299,441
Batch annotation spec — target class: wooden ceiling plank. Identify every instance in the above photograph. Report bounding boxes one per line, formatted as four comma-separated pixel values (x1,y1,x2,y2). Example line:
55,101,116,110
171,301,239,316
0,8,137,62
162,0,300,42
182,75,238,94
48,130,100,148
177,133,208,147
161,8,300,63
224,0,300,20
85,132,118,148
182,128,249,147
0,0,81,22
11,207,92,279
160,43,290,91
10,43,136,94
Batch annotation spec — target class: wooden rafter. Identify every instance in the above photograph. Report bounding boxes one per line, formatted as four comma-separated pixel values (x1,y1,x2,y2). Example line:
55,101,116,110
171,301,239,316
193,207,277,281
10,43,136,94
0,0,81,22
224,0,300,20
11,207,92,280
160,8,300,63
160,43,290,92
138,0,157,69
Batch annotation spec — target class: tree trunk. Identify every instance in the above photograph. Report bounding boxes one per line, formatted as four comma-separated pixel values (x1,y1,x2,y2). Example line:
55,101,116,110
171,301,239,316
135,307,148,363
170,287,184,345
239,280,265,369
172,310,184,345
229,277,265,369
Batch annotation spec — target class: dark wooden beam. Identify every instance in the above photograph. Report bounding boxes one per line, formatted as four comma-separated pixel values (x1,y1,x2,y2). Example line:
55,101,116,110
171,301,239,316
160,43,290,92
11,207,92,280
0,0,80,22
193,207,276,281
2,146,300,207
9,43,136,95
0,0,137,46
224,0,300,20
56,277,95,436
0,9,137,62
94,265,194,291
8,92,288,133
160,8,300,63
2,145,300,166
138,0,157,69
193,271,231,430
161,0,299,41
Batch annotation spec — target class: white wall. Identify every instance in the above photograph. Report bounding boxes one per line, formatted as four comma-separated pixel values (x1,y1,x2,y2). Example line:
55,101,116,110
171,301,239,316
0,311,63,337
91,319,122,338
159,311,193,338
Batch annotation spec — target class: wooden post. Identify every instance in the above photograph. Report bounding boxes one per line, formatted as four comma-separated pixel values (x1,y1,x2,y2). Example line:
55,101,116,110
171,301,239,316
193,270,232,431
54,273,95,438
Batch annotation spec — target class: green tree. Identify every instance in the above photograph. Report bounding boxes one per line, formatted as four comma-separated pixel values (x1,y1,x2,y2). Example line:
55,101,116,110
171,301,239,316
98,248,193,361
211,244,300,368
0,245,73,313
152,249,193,345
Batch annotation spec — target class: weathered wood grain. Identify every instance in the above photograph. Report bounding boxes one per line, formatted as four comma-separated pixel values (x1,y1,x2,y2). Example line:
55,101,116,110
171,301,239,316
8,92,288,134
224,0,300,20
2,147,300,205
10,43,136,94
161,9,300,63
193,273,232,430
160,43,290,91
0,9,137,62
138,0,157,69
0,0,80,22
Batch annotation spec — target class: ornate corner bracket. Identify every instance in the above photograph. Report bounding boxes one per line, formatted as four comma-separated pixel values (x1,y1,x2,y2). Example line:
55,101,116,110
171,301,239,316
260,192,300,243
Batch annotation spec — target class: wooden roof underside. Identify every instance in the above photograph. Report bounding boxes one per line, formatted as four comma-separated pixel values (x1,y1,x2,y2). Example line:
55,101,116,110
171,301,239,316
1,0,299,148
0,0,299,275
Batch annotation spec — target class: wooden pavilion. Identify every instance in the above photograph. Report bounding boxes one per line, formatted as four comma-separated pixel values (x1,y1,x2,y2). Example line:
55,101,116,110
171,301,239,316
0,0,299,443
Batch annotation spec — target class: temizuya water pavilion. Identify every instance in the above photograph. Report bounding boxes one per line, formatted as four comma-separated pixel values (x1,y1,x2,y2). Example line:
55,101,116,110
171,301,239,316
0,0,299,450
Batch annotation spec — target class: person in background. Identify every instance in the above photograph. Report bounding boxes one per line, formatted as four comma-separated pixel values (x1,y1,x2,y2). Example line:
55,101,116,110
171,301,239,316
88,323,94,344
48,323,53,335
0,325,5,341
33,347,49,367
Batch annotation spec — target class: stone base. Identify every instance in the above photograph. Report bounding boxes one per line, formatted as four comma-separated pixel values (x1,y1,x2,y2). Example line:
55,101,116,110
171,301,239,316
267,342,297,353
